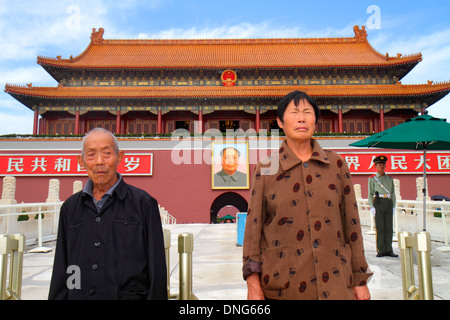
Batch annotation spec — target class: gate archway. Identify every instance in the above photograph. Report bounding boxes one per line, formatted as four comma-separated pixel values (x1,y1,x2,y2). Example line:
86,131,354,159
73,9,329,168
210,192,248,223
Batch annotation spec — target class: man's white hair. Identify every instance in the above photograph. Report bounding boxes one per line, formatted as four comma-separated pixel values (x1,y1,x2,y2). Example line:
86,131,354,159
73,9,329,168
82,127,120,155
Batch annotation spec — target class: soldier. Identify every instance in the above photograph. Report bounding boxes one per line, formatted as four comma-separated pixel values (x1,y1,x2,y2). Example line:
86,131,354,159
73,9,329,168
368,155,398,258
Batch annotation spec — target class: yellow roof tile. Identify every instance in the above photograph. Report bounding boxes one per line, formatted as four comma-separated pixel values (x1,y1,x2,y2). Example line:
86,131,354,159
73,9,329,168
37,26,421,69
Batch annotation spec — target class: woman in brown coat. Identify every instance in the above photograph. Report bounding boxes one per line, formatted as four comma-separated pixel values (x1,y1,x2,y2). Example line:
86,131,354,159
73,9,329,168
243,91,372,300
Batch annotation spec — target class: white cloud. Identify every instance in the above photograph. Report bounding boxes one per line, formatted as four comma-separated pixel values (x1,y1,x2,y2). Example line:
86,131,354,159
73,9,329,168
112,0,164,9
0,109,34,135
372,28,450,84
0,93,35,134
0,0,110,61
134,21,354,40
1,66,54,86
375,28,450,122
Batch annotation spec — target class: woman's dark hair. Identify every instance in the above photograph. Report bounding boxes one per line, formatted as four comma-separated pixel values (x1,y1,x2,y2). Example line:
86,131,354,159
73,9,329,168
277,91,320,124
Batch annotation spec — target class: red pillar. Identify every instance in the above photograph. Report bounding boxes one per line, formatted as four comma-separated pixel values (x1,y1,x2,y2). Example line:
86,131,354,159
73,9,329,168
198,108,203,133
75,110,80,135
116,110,121,134
40,117,46,135
157,108,162,134
338,108,343,133
379,108,385,132
33,109,39,135
255,107,260,132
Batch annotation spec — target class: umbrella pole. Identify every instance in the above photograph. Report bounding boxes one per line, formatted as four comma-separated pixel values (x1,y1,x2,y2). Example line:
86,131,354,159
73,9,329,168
422,146,427,231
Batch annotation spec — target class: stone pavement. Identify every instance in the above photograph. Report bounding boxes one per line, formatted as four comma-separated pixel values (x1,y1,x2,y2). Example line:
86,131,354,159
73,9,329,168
19,224,450,300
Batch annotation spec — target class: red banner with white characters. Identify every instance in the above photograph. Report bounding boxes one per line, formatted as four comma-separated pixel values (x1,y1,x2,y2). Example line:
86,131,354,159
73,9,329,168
1,151,450,176
0,153,153,176
339,152,450,174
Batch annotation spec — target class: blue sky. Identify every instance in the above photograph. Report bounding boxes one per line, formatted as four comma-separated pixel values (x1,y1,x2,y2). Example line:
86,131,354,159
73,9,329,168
1,0,450,135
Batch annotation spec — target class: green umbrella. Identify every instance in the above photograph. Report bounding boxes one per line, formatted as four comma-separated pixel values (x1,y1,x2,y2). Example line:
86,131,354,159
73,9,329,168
350,112,450,231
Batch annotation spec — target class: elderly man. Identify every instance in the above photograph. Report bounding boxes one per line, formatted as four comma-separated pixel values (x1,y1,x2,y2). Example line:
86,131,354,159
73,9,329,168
48,128,167,300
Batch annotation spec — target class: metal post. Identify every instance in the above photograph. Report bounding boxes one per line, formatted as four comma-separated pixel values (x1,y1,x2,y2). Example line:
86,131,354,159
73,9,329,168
163,229,177,299
177,233,197,300
0,234,25,300
8,234,24,300
415,232,433,300
0,235,8,300
398,231,434,300
398,232,418,300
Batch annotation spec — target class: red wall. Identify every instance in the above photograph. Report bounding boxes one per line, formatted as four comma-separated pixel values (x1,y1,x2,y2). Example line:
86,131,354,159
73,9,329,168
1,147,448,223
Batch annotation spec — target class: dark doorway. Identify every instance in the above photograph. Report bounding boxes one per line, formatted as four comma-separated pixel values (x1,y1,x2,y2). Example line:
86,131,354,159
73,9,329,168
175,121,190,131
267,119,283,134
219,120,239,132
210,192,248,223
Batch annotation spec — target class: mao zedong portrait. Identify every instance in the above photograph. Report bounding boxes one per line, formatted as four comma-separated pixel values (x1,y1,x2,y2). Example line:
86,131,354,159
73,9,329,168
213,145,248,189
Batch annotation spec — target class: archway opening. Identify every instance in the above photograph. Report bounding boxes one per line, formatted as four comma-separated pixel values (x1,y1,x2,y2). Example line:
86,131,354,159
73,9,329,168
210,192,248,223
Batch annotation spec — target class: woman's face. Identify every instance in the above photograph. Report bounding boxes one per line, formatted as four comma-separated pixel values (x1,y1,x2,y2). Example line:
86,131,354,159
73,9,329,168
277,99,316,142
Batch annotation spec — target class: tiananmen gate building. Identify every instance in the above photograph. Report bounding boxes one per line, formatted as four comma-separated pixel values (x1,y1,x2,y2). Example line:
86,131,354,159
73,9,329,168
5,25,450,136
2,25,450,223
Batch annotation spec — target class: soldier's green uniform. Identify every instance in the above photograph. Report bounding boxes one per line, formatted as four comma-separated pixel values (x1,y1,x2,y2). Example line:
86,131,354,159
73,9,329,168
368,155,397,257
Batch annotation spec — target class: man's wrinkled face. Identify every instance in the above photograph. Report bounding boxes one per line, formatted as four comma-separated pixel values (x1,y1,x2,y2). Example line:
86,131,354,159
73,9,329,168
77,131,123,188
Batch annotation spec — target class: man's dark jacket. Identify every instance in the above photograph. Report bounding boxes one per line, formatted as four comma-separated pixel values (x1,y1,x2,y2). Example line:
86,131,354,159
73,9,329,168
48,179,167,300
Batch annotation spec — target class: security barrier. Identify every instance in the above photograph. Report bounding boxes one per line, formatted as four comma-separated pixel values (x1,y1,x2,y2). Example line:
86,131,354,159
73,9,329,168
164,229,178,299
164,231,198,300
0,234,25,300
2,229,195,300
398,231,434,300
177,233,198,300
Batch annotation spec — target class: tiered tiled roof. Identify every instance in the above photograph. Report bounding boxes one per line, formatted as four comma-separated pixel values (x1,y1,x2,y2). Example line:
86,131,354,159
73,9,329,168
5,25,450,111
37,26,421,71
6,82,450,108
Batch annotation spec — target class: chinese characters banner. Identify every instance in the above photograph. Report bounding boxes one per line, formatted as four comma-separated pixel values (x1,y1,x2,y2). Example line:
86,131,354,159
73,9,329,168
340,152,450,174
0,153,153,176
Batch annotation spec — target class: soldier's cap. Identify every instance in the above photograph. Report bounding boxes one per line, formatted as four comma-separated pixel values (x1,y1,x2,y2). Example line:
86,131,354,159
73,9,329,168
373,155,388,163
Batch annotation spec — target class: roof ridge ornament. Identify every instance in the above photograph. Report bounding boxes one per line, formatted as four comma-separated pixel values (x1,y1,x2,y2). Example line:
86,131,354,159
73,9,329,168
353,25,367,41
91,28,104,44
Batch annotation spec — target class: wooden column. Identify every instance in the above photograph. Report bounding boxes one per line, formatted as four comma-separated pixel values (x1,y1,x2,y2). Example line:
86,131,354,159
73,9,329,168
255,107,260,132
40,117,46,135
198,108,203,133
33,109,39,135
338,107,343,133
74,109,80,135
157,108,162,134
116,109,121,134
379,107,385,132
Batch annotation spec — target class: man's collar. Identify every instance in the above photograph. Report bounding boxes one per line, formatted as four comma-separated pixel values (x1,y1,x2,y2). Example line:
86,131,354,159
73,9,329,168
279,139,330,171
82,173,124,199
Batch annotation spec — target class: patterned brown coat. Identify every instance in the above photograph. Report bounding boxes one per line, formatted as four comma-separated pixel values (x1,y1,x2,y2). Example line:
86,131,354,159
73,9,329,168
243,139,372,300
